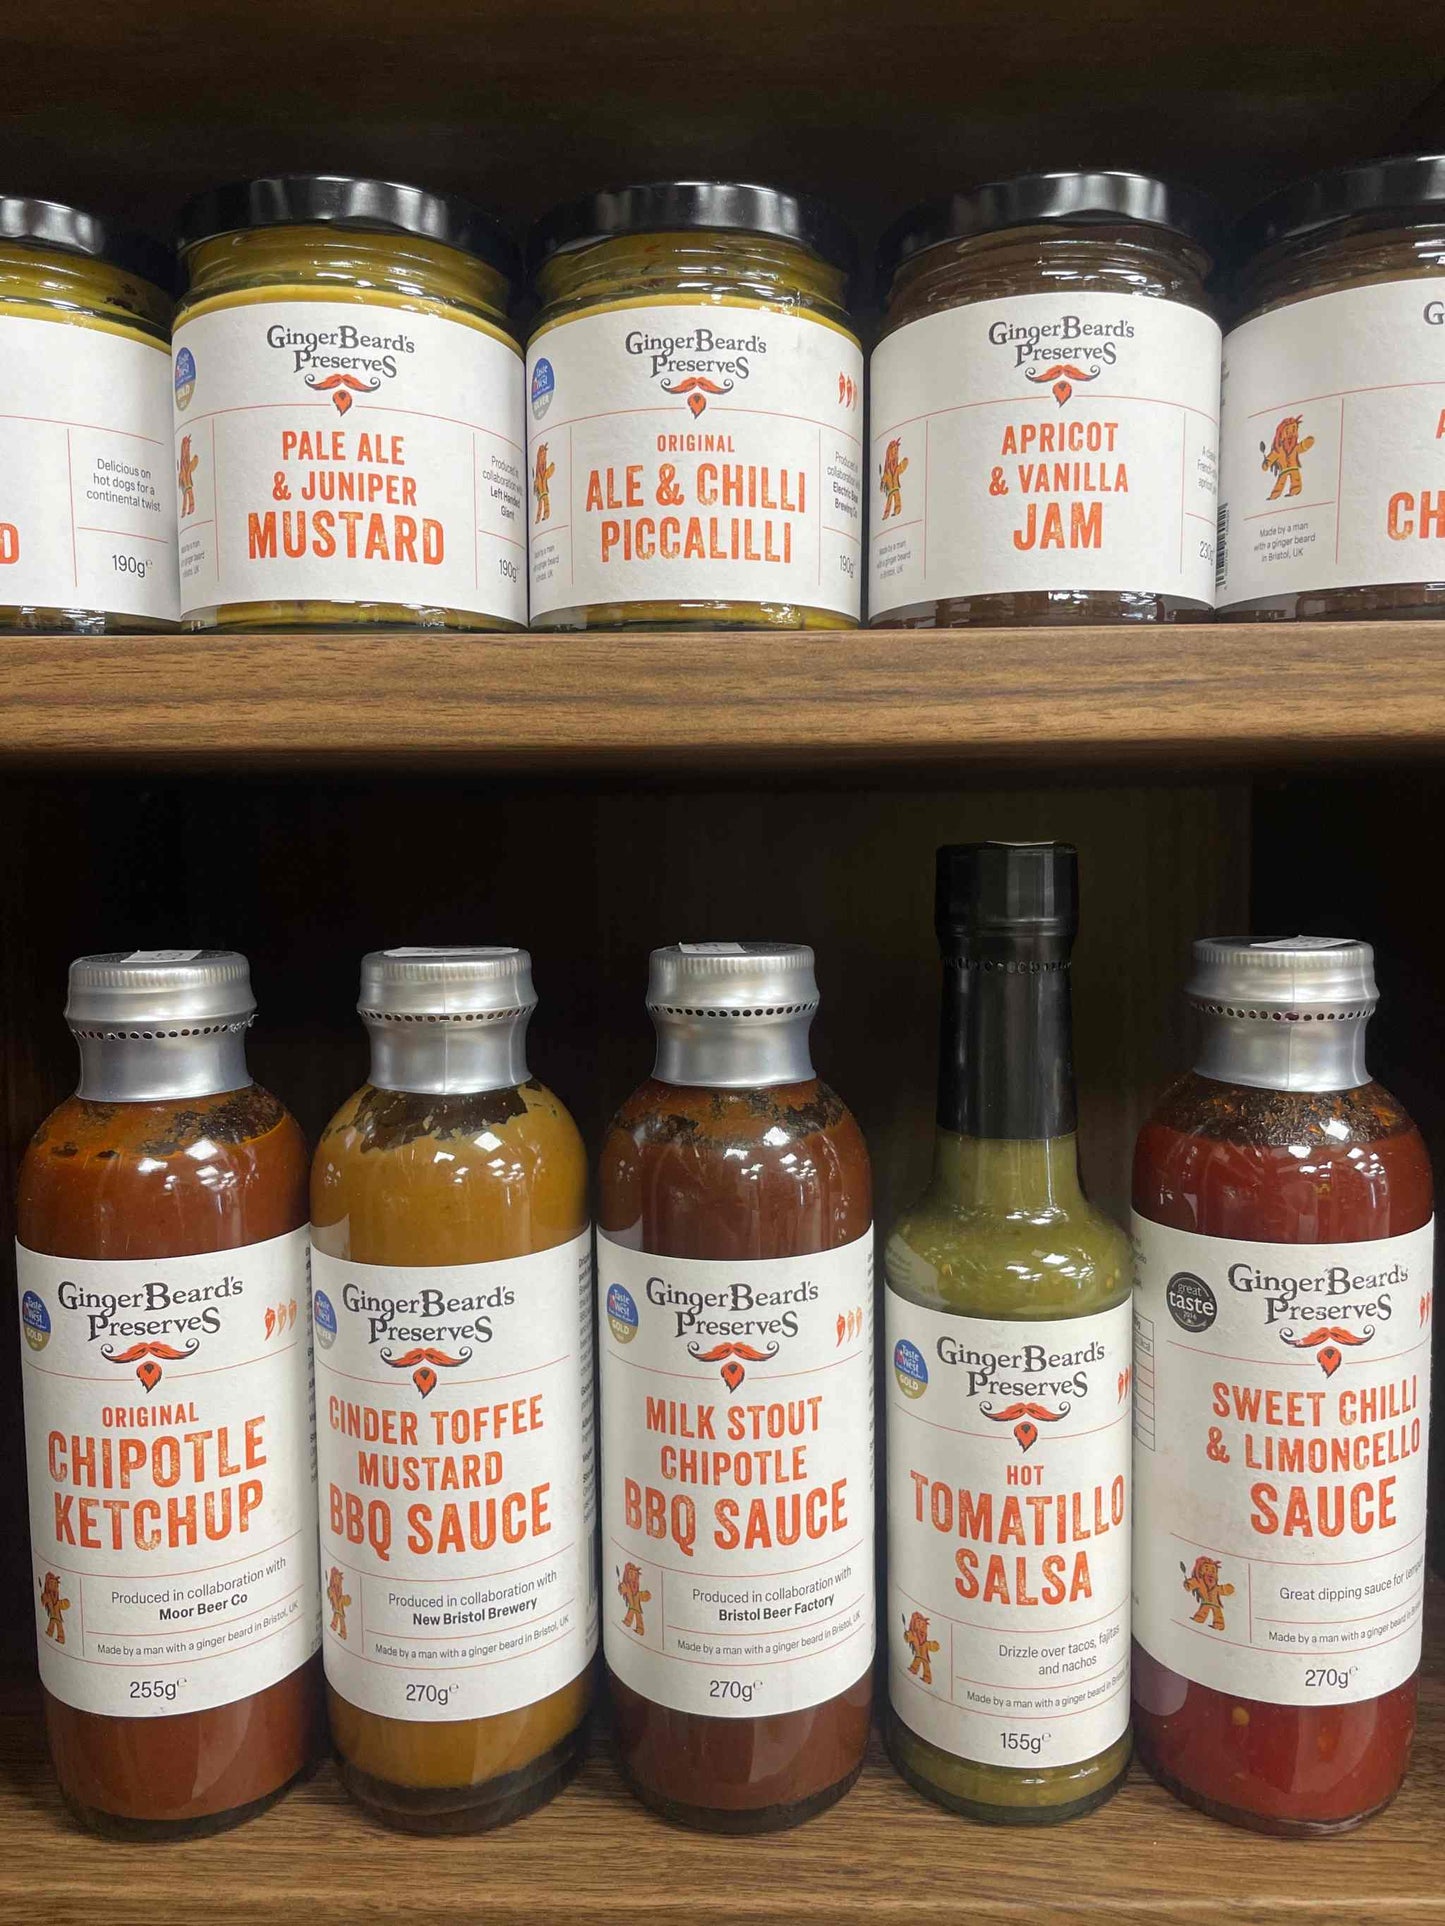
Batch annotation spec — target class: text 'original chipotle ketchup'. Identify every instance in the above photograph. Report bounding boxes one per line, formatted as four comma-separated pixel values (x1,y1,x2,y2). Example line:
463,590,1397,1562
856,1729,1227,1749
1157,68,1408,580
598,944,874,1830
1132,938,1433,1834
17,951,322,1837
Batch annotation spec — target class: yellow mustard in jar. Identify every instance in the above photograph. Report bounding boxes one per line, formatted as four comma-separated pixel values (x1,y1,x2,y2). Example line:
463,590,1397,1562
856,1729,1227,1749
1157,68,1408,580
871,172,1223,627
0,198,176,632
525,182,862,630
1218,154,1445,620
173,176,524,631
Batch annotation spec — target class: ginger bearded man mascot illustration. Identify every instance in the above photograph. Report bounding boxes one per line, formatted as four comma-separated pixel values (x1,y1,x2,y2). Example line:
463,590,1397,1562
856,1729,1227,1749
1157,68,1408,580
327,1565,352,1641
40,1572,70,1645
177,434,200,518
879,437,909,520
618,1560,652,1637
903,1609,939,1686
1182,1554,1234,1632
1260,415,1314,501
533,442,555,524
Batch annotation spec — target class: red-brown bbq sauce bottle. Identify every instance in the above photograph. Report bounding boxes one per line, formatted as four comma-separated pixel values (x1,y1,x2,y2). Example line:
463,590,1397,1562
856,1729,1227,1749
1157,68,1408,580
598,943,874,1831
1132,937,1432,1835
17,951,322,1838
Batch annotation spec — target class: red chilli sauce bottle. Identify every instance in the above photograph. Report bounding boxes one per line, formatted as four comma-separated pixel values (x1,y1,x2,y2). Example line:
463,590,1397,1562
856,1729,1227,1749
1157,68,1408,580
597,943,875,1831
17,951,322,1836
1132,937,1433,1833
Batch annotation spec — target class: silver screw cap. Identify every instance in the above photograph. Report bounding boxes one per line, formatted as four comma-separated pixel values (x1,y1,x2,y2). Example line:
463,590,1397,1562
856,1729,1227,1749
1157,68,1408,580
359,947,536,1021
646,942,819,1016
65,949,255,1034
1186,936,1378,1015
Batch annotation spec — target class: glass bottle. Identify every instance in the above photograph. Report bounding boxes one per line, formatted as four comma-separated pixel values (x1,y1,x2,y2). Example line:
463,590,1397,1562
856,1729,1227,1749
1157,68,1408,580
885,844,1132,1822
17,950,321,1837
310,947,595,1832
597,943,873,1830
1132,937,1433,1833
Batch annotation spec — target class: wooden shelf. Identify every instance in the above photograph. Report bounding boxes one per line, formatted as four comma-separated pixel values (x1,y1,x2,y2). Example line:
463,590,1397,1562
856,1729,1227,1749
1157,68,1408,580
3,623,1445,775
4,1580,1443,1924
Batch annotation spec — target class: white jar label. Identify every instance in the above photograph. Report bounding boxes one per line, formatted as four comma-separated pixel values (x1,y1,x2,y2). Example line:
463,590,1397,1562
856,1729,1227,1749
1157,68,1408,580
0,317,177,621
525,303,863,619
598,1228,874,1717
869,292,1220,615
1217,280,1445,606
17,1230,319,1717
1132,1216,1433,1704
885,1282,1131,1769
172,301,525,622
313,1230,596,1722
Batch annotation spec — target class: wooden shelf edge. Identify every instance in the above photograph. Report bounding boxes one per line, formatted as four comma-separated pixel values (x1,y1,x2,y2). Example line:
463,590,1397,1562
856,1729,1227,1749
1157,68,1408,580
0,623,1441,773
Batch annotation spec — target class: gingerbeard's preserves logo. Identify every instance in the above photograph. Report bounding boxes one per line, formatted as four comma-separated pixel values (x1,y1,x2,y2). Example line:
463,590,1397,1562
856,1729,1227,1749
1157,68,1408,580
642,1271,830,1393
878,437,909,521
624,325,767,417
982,1398,1069,1453
1279,1324,1373,1378
50,1271,245,1389
383,1343,471,1398
264,320,416,413
689,1339,777,1394
1260,414,1315,502
987,312,1133,406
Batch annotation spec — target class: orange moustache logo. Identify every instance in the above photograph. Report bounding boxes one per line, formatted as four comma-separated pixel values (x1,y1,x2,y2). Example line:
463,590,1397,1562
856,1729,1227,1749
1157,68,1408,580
688,1339,778,1393
1280,1325,1374,1378
660,374,734,418
1025,362,1099,407
980,1398,1071,1453
306,370,382,414
101,1338,199,1393
382,1344,473,1398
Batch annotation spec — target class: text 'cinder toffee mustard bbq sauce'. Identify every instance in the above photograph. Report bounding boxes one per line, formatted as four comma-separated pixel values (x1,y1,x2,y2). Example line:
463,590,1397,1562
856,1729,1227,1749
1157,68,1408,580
173,176,525,631
1217,156,1445,620
598,945,874,1830
871,172,1223,627
526,183,863,629
1133,939,1433,1834
17,952,321,1838
886,846,1132,1822
311,949,596,1832
0,198,177,631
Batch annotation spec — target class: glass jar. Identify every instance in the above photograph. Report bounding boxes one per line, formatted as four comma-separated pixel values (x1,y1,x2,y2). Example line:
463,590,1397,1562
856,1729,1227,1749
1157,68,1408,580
0,198,177,632
871,172,1223,627
526,182,862,630
173,175,524,631
1217,155,1445,620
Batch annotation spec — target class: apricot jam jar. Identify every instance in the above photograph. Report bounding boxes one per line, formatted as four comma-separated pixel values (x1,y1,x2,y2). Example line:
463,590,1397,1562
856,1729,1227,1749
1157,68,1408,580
871,171,1223,627
0,196,176,631
1217,155,1445,620
526,181,862,630
172,175,524,631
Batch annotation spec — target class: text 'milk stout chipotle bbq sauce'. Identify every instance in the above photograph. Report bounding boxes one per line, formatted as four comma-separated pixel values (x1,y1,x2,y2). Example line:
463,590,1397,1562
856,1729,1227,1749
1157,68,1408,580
1217,155,1445,620
526,183,863,630
597,944,874,1830
16,951,321,1838
1132,938,1433,1834
871,171,1223,627
886,845,1132,1823
311,948,596,1832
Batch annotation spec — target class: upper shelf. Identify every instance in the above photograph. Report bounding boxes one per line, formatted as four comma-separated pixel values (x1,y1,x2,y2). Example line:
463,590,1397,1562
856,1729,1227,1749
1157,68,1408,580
2,623,1443,775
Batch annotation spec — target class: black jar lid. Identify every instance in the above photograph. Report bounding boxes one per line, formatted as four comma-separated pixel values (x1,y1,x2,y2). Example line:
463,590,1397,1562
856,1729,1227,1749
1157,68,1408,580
1235,153,1445,260
879,170,1224,291
176,175,519,281
0,195,173,291
529,180,856,277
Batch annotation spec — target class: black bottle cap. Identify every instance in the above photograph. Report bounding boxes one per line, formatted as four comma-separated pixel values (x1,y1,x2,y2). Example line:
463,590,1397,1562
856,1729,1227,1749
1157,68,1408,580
1234,153,1445,260
935,842,1078,949
529,180,856,278
0,195,173,293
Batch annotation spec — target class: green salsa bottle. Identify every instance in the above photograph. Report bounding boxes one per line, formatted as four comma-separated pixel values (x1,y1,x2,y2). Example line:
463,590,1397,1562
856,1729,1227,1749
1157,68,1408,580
884,843,1132,1823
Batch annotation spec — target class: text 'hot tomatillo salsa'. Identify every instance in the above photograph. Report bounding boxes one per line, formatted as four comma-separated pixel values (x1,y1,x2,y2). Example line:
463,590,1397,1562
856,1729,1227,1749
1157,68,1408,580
526,182,863,629
1217,154,1445,619
172,175,524,631
871,171,1223,626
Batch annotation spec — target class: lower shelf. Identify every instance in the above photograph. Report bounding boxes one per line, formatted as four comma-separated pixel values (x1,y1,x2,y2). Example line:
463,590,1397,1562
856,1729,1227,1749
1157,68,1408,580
6,1586,1444,1924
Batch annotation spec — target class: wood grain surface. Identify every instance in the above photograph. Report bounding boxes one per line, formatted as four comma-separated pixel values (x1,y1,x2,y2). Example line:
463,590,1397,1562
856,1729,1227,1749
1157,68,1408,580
2,626,1444,773
3,1579,1444,1924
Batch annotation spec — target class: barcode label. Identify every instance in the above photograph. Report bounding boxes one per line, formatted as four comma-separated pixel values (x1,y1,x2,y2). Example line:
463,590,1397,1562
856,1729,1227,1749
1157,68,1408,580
1214,499,1229,590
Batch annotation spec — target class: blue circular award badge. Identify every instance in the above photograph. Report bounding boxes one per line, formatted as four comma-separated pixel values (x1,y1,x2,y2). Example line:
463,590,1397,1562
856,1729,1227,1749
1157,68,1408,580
313,1288,338,1351
21,1290,51,1353
893,1336,928,1399
174,346,197,412
531,356,555,421
606,1283,639,1345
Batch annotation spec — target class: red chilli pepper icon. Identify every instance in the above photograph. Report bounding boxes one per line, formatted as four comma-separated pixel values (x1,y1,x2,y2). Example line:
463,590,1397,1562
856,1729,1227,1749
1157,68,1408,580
1280,1325,1374,1377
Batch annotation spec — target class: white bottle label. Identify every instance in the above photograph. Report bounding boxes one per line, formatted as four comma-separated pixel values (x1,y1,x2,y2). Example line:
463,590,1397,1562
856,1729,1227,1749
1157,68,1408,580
1217,281,1445,607
885,1282,1131,1768
313,1230,596,1721
869,292,1220,615
172,301,525,622
17,1229,320,1717
525,304,863,620
598,1228,874,1717
1132,1216,1433,1704
0,317,177,621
